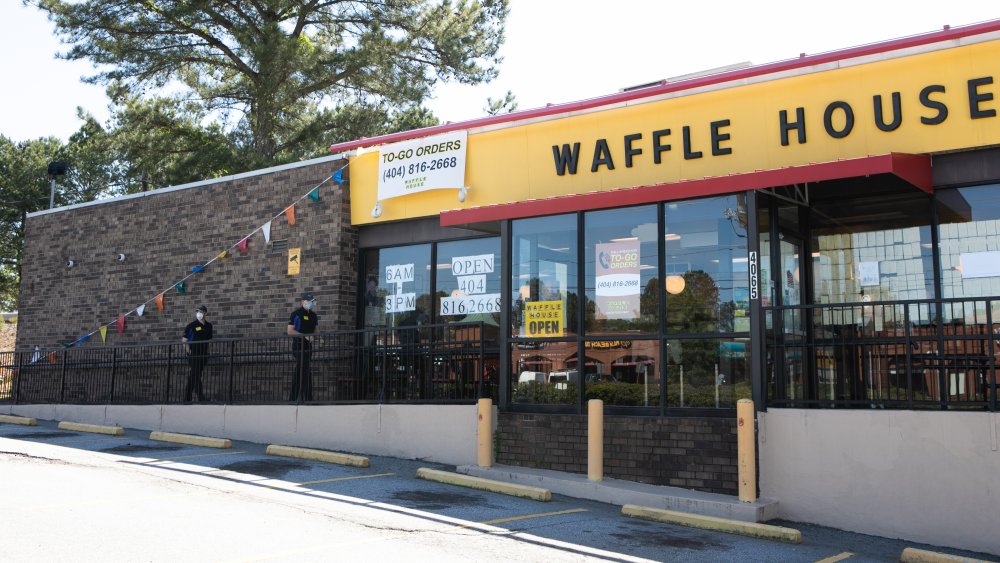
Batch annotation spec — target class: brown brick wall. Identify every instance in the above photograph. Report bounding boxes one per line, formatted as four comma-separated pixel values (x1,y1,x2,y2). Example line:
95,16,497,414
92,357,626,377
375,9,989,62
17,158,356,349
496,412,738,495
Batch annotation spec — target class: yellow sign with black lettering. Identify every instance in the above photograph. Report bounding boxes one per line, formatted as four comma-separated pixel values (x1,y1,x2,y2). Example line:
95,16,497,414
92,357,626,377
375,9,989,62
525,300,563,337
288,248,301,276
350,38,1000,224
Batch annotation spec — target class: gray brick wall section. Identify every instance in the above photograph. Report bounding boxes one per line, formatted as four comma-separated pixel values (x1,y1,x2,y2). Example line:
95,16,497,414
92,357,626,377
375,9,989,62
496,412,738,495
17,159,356,349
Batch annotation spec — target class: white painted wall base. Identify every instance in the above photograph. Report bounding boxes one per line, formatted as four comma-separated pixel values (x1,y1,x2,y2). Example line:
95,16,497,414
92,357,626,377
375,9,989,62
759,409,1000,555
2,403,490,466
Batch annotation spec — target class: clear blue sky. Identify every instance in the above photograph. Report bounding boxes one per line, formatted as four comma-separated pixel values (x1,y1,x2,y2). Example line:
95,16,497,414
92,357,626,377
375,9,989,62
1,2,997,143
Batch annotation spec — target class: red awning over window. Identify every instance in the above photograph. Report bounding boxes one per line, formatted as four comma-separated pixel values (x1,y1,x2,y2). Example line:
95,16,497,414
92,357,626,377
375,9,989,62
440,153,931,226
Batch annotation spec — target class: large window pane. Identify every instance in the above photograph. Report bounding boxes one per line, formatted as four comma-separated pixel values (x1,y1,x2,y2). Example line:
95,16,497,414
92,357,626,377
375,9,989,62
511,341,577,405
584,206,659,335
363,244,432,328
811,192,934,304
435,237,501,327
665,338,750,408
938,184,1000,300
511,214,579,338
664,196,749,334
583,340,660,406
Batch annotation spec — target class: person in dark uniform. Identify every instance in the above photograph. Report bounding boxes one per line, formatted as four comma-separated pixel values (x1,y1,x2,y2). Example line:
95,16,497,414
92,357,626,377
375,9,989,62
182,305,213,402
287,292,318,402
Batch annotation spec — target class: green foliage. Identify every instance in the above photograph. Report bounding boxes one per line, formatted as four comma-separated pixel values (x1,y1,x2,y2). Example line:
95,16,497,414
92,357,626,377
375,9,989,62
36,0,510,162
0,133,116,310
513,381,575,404
585,382,660,406
484,90,518,115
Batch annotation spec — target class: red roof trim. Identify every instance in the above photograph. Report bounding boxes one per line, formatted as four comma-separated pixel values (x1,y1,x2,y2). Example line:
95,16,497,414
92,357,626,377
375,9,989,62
439,154,931,226
330,20,1000,154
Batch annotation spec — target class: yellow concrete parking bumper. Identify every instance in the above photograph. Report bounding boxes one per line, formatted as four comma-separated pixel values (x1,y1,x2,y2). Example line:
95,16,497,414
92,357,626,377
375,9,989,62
149,431,231,449
0,414,37,426
57,421,124,435
416,468,551,502
900,547,993,563
266,445,369,467
622,504,801,543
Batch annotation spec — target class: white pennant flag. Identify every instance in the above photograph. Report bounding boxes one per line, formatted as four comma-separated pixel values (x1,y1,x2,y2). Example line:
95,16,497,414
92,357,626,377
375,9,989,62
136,304,146,317
262,221,272,244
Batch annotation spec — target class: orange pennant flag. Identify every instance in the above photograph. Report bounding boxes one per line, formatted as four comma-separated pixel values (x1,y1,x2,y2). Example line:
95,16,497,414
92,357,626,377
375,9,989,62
285,205,296,225
155,294,164,312
48,352,57,364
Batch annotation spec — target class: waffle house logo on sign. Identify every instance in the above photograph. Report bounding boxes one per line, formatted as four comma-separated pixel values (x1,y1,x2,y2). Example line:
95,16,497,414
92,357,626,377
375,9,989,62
525,300,563,337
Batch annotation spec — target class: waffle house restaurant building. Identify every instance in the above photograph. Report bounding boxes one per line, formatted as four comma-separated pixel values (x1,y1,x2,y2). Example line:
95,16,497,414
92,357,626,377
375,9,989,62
334,22,1000,551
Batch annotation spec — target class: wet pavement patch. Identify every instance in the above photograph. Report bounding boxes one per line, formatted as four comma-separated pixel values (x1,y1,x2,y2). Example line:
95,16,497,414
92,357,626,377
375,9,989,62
219,458,310,478
390,490,490,511
611,523,729,551
10,432,79,439
101,444,184,453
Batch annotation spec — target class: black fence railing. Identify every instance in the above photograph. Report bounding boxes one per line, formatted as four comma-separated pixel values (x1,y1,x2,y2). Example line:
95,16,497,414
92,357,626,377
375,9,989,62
765,297,999,411
0,322,497,406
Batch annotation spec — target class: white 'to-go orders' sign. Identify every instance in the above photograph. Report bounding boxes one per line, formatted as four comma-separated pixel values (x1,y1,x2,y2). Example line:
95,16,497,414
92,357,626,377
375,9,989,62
377,130,467,201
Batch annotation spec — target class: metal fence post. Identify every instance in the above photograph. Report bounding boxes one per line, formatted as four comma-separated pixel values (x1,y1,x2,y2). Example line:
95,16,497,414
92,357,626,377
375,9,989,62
13,350,24,404
987,302,996,412
227,340,235,404
478,322,485,399
59,351,67,404
163,345,172,404
109,348,118,404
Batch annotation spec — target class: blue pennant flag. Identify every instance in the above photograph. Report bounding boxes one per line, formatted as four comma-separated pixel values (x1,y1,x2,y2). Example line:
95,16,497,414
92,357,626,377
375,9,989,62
332,169,345,185
192,265,205,273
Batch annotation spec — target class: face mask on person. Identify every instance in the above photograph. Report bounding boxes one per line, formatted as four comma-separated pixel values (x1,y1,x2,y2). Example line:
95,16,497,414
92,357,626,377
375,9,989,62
304,300,315,310
196,312,205,321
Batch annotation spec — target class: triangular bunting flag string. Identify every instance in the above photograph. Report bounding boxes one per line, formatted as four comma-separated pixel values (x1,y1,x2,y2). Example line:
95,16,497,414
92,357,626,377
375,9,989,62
63,163,349,349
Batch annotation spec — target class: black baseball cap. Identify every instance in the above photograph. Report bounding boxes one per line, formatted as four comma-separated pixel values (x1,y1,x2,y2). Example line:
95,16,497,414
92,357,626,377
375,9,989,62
299,292,314,301
196,305,208,313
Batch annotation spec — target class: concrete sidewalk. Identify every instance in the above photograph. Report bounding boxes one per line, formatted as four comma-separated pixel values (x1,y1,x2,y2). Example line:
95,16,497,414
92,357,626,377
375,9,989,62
457,463,779,523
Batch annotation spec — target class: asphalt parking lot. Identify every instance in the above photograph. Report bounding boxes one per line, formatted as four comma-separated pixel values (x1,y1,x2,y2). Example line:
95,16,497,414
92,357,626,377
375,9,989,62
0,419,995,562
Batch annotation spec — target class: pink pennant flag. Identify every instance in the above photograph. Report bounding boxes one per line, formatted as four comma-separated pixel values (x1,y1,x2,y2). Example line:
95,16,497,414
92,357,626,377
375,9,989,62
117,315,126,335
237,238,248,254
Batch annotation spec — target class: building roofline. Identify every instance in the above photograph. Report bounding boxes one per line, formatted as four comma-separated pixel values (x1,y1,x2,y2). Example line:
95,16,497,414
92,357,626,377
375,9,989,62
28,152,350,218
328,19,1000,153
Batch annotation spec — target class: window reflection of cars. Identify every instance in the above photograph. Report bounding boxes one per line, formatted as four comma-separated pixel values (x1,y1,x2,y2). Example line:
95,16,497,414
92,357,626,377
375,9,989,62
549,370,581,389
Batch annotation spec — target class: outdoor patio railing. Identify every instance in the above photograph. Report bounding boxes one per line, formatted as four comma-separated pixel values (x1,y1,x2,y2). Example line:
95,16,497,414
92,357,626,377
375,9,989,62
0,322,497,405
765,297,999,411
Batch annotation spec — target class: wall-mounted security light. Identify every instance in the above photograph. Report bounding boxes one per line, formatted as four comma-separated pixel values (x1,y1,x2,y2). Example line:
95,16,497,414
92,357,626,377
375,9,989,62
115,253,127,262
66,259,76,268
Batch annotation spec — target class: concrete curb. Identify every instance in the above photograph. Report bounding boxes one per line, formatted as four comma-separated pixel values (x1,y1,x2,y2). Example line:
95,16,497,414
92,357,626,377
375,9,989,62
266,444,369,467
622,504,802,543
900,547,993,562
150,431,231,449
0,414,37,426
416,467,551,501
57,421,124,435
